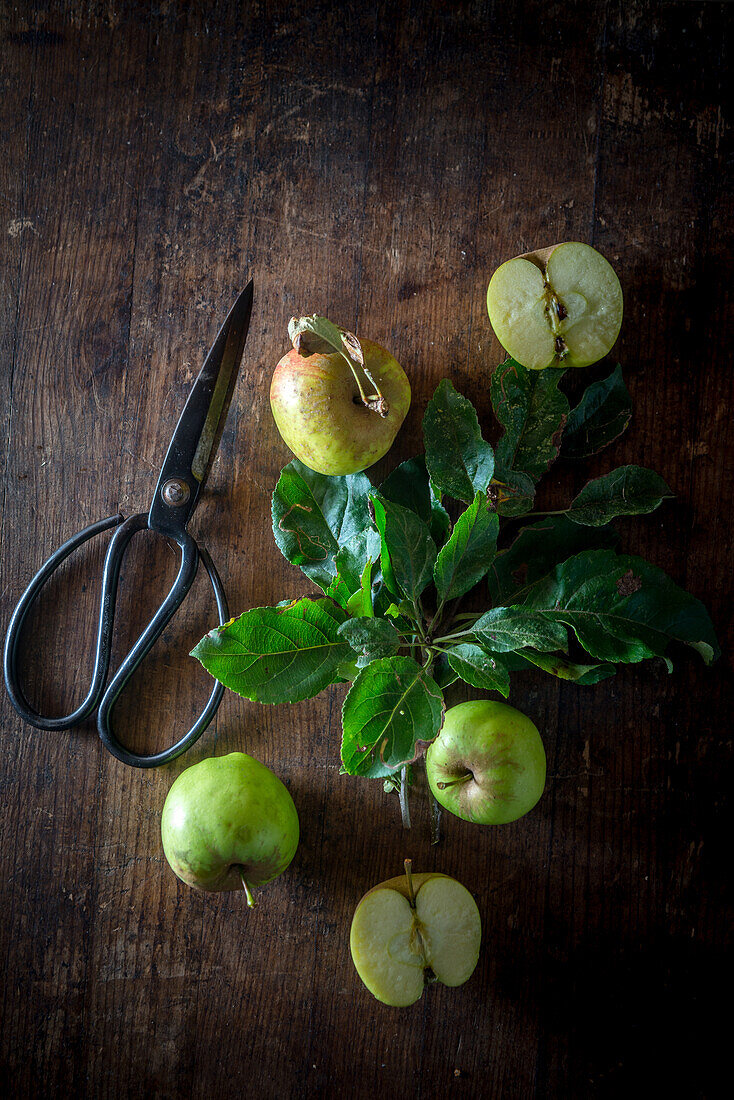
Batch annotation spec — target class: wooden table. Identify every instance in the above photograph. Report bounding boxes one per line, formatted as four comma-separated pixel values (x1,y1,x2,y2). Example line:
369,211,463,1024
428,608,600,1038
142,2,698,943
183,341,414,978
1,3,731,1097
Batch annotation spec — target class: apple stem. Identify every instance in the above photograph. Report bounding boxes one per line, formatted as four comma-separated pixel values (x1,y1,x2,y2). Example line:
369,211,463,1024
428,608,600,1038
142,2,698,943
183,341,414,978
339,352,389,417
239,872,256,908
399,765,412,831
404,858,417,908
436,772,473,791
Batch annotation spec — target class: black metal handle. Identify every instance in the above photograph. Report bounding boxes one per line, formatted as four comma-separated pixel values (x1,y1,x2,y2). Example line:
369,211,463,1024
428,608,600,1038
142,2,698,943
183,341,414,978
97,544,228,768
3,513,126,729
4,513,229,768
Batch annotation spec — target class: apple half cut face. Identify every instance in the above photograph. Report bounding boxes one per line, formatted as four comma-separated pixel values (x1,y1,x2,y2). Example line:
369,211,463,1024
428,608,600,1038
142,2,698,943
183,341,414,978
349,872,481,1007
486,242,623,370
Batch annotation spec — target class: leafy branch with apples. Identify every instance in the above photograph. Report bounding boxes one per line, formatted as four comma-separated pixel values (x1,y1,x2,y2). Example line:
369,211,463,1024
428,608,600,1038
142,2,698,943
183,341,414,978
190,242,719,836
161,241,719,1006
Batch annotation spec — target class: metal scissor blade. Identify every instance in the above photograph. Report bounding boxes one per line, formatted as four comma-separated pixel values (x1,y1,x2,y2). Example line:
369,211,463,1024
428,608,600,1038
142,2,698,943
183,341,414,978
148,280,253,535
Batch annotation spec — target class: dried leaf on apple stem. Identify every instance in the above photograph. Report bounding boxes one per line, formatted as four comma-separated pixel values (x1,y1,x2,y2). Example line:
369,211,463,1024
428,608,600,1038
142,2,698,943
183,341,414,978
287,314,388,414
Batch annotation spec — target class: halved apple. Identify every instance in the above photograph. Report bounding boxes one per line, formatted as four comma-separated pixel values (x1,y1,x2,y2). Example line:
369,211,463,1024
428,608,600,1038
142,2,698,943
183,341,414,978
349,864,481,1007
487,241,623,370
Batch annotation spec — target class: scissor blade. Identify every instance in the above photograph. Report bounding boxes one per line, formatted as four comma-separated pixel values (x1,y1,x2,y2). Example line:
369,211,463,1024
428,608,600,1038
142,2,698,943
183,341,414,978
148,280,253,535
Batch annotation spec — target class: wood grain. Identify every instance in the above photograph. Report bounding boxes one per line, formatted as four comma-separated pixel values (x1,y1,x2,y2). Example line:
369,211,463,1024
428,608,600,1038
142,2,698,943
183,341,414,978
0,2,731,1098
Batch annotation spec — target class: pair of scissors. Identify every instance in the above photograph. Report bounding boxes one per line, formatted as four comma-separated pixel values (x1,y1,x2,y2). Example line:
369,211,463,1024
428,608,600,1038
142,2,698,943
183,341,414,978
3,280,253,768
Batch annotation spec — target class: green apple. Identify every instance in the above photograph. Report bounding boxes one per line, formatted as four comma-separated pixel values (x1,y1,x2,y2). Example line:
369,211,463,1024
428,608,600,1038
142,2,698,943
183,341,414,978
350,861,481,1007
487,241,623,370
270,316,410,475
426,700,546,825
160,752,299,905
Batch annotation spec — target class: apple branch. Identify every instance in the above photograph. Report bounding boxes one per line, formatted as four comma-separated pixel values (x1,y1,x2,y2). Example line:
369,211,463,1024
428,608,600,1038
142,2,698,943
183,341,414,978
399,766,411,831
429,791,442,846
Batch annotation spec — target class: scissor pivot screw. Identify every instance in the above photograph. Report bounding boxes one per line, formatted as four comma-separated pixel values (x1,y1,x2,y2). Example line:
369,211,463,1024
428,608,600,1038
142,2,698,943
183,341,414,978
162,479,190,507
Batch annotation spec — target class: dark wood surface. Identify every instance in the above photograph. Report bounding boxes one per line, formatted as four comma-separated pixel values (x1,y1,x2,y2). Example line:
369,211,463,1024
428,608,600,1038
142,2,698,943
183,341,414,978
1,2,731,1097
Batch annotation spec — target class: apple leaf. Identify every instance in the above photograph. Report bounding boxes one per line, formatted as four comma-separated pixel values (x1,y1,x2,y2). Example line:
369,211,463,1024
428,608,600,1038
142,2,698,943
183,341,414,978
561,364,632,458
491,358,569,482
346,560,375,618
444,643,510,696
377,601,419,641
379,455,432,523
433,492,499,602
341,656,444,777
566,465,674,527
288,314,364,366
423,379,495,504
431,652,460,689
517,649,617,685
490,469,536,517
371,494,437,602
379,454,452,547
272,460,373,591
191,597,353,704
338,616,401,667
470,607,568,653
520,549,720,665
326,527,382,607
487,514,619,604
428,484,452,548
325,573,354,609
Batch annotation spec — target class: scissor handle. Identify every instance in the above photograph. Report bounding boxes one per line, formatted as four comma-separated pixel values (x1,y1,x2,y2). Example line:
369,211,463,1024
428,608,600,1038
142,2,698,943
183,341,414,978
4,513,127,729
97,519,228,768
4,513,229,768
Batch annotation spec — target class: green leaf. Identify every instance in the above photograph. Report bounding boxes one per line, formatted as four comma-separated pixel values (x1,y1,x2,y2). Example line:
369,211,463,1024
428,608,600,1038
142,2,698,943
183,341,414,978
380,455,452,549
380,456,432,523
371,494,437,601
330,527,382,598
384,599,414,620
344,560,375,618
491,358,569,481
428,481,452,548
326,573,354,609
521,549,720,665
338,616,402,667
518,649,617,685
341,656,444,777
562,364,632,458
471,607,568,653
272,460,373,591
445,644,510,696
431,652,459,690
423,379,494,503
434,493,499,602
567,465,674,527
191,597,352,704
488,514,619,604
490,469,536,517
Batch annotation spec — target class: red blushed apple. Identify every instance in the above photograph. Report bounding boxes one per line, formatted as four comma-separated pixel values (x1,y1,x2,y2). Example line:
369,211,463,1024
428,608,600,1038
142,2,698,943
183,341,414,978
270,336,410,476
